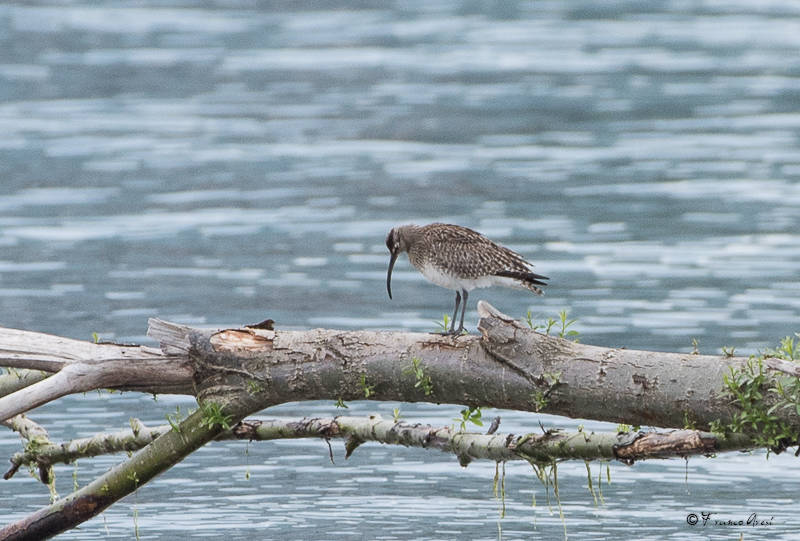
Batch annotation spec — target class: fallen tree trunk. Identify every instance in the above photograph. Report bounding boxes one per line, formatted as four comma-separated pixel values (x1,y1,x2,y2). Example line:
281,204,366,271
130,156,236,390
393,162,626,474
0,301,793,432
159,301,788,432
1,301,797,540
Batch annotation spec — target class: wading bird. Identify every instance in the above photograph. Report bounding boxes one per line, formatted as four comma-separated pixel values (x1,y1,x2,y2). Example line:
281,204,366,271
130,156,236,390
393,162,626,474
385,223,548,335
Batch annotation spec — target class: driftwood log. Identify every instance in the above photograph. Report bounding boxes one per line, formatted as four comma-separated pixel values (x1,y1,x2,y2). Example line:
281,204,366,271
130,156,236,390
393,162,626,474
0,301,778,428
0,301,793,540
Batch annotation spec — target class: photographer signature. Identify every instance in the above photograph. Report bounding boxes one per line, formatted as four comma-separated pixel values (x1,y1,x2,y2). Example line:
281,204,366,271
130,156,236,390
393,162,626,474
686,512,774,528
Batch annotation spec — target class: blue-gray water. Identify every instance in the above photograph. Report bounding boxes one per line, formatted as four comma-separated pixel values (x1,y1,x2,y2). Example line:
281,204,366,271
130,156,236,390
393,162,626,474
1,1,800,539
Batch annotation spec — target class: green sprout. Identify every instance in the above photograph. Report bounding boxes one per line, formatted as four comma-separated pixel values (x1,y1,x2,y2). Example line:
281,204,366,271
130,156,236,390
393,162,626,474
525,310,540,331
403,357,434,396
556,309,578,340
527,310,579,341
199,402,233,431
616,423,633,434
433,314,451,334
454,405,483,432
245,379,264,395
530,372,561,412
166,406,185,434
359,374,375,398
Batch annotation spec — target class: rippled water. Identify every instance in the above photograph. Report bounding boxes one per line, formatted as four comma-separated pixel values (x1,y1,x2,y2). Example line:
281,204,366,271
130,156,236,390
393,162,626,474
1,1,800,539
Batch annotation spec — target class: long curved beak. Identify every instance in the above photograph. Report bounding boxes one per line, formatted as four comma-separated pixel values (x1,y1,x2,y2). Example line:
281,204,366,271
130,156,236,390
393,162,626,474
386,251,399,299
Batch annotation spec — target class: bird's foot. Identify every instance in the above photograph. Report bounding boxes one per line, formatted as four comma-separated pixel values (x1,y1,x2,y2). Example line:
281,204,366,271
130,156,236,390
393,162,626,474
431,328,469,337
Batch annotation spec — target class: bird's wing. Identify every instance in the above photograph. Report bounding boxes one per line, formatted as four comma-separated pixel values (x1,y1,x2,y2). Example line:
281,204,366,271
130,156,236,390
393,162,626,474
424,225,533,278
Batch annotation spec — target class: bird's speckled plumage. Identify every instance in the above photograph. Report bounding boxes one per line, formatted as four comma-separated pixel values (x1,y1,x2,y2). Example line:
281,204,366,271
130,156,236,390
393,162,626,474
385,223,548,334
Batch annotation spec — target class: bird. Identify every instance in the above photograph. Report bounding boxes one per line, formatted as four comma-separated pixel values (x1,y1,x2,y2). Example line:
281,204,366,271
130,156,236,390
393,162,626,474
385,223,548,335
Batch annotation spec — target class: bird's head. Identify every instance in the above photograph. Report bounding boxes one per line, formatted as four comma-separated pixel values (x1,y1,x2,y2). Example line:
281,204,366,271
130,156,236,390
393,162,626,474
385,225,414,300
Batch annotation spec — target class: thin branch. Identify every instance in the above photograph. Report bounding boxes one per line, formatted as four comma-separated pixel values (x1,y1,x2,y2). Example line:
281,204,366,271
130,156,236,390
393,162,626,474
6,416,759,474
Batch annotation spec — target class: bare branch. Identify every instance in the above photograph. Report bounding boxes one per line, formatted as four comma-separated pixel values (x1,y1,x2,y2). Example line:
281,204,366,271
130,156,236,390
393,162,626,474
6,416,758,473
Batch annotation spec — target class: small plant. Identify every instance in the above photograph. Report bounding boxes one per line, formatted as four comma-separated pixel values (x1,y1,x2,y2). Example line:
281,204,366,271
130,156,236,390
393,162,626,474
531,390,549,412
530,372,561,412
166,406,185,434
683,411,697,430
199,402,233,431
556,310,579,340
764,333,799,361
393,407,402,422
528,310,579,342
92,332,100,344
722,346,736,358
359,374,375,398
403,357,434,396
616,423,632,434
127,470,140,487
691,338,699,355
525,310,540,331
433,314,451,334
714,335,800,454
709,419,725,435
454,405,483,432
334,397,348,409
544,317,557,335
245,379,264,395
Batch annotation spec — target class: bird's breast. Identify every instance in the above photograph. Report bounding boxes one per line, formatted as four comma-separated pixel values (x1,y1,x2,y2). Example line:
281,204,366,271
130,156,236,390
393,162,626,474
418,262,463,291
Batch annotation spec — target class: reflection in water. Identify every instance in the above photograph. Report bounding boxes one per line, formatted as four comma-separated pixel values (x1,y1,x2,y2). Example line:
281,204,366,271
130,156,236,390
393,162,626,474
0,1,799,539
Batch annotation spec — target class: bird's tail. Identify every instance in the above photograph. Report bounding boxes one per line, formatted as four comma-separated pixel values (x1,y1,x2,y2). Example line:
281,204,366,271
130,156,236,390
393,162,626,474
493,270,549,295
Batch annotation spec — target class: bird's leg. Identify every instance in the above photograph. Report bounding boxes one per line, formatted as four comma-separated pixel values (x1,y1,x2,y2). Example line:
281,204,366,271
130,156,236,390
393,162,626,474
454,289,468,334
444,291,461,335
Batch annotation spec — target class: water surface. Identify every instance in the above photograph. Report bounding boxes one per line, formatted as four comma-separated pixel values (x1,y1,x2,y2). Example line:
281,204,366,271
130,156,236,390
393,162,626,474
1,1,799,539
